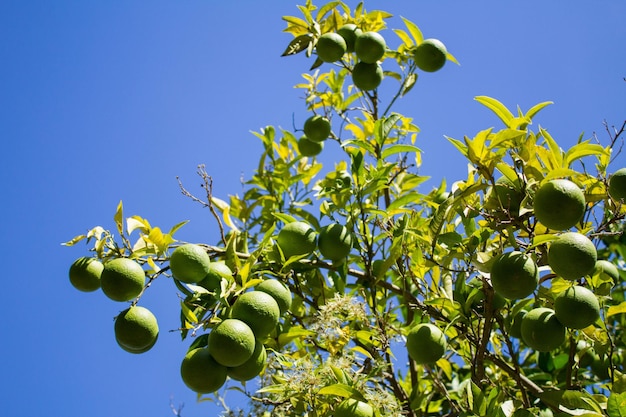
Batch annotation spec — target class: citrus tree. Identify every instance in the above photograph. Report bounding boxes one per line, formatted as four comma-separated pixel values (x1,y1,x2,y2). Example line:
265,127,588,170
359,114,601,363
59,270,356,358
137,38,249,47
64,1,626,416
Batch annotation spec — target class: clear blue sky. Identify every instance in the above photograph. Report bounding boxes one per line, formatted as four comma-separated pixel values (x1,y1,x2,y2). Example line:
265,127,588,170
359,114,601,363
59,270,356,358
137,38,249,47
1,1,624,416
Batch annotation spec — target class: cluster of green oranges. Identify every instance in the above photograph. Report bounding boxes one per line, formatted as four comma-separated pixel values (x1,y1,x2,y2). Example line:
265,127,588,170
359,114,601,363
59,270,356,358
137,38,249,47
297,114,331,157
180,279,292,393
275,220,354,264
314,25,447,92
68,256,159,354
482,170,626,354
166,243,292,393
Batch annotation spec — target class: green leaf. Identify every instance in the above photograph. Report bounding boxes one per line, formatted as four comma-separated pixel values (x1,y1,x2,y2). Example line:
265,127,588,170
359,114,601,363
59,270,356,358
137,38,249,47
607,301,626,318
62,234,87,246
539,127,563,168
281,33,314,56
393,28,414,47
475,96,515,127
401,16,423,44
524,100,553,121
180,300,199,325
126,215,151,235
317,383,362,399
316,1,342,21
608,392,626,417
114,200,124,236
168,220,189,237
277,326,315,347
381,144,421,159
564,142,610,167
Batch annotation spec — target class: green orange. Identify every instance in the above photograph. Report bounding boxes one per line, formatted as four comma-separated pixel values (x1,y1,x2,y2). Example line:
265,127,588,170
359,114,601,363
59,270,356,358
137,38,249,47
100,258,145,302
355,31,386,63
231,291,280,339
548,232,597,280
318,223,353,262
520,307,565,352
608,167,626,201
351,62,383,90
414,39,447,72
199,261,233,292
490,251,538,300
406,323,447,364
337,24,362,52
303,115,331,142
276,221,317,260
554,285,600,329
316,32,347,63
169,243,212,284
256,279,292,315
533,179,585,230
227,340,267,382
69,256,103,292
297,136,324,157
208,318,256,367
180,347,227,393
114,305,159,354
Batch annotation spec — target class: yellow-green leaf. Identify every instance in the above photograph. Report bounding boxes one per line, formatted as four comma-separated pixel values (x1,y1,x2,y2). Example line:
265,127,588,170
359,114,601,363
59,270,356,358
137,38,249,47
475,96,514,126
114,200,124,236
180,301,198,324
607,301,626,318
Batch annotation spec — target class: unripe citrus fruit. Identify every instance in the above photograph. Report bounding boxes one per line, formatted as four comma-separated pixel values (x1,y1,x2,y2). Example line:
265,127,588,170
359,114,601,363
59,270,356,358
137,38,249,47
355,31,386,63
231,291,280,339
101,258,145,302
199,261,233,292
414,38,447,72
520,307,565,352
227,340,267,381
318,223,354,262
316,32,347,63
297,135,324,157
114,305,159,354
406,323,447,364
256,279,292,315
351,62,384,90
484,176,523,214
180,347,227,393
335,398,375,417
208,318,256,367
508,309,527,339
609,167,626,201
554,285,600,329
548,232,597,280
69,256,103,292
276,221,317,259
337,24,362,52
303,115,331,142
169,243,211,284
594,259,619,281
533,179,585,230
490,251,539,300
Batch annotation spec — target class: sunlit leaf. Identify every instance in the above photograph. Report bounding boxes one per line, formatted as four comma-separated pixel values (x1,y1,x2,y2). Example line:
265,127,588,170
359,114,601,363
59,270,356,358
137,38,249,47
475,96,515,127
401,16,423,44
61,234,86,246
114,200,124,236
317,383,361,398
381,144,421,159
607,302,626,318
180,300,198,324
127,215,151,235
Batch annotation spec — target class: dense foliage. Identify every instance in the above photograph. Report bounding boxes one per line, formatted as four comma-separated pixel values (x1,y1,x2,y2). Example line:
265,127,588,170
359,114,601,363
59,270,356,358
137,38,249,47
65,2,626,416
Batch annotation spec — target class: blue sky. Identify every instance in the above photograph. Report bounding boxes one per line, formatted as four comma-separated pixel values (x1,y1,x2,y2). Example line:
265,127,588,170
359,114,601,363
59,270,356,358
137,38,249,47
1,1,624,416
